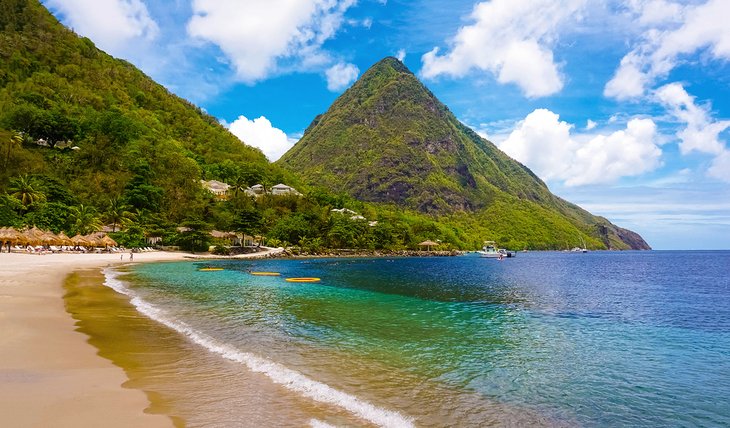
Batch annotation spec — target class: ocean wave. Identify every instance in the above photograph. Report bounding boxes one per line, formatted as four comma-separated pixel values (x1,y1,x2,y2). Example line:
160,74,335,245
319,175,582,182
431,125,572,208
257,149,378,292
103,268,414,428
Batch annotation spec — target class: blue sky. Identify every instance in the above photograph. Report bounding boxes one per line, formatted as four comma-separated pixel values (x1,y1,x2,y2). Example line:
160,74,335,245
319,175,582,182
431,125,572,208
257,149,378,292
42,0,730,249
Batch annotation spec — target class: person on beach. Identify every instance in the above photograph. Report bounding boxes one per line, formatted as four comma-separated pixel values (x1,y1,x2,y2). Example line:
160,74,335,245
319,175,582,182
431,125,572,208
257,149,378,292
129,252,133,261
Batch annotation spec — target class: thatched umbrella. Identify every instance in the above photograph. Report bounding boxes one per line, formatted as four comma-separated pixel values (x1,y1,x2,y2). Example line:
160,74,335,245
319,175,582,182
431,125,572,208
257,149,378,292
22,227,45,246
40,230,61,246
71,234,90,247
100,234,118,248
0,227,12,252
57,231,72,246
4,227,26,247
418,240,440,251
83,233,103,248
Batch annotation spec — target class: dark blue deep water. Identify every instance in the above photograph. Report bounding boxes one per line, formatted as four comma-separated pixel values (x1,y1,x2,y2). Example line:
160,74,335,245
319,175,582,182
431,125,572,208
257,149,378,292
126,251,730,427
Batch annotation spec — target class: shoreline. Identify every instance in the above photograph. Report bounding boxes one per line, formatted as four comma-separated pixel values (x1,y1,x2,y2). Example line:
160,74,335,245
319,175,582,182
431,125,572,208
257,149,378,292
0,250,280,427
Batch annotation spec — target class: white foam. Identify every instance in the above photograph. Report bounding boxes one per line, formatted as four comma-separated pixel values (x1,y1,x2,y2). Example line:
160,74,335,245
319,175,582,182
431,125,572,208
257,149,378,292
310,419,340,428
103,268,415,428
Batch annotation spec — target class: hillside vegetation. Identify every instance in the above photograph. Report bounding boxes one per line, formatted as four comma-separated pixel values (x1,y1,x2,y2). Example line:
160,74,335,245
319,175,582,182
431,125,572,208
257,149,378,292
278,57,650,250
0,1,649,251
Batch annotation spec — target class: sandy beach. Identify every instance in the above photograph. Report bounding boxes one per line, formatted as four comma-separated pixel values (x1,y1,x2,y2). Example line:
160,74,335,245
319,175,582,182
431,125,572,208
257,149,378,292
0,250,281,427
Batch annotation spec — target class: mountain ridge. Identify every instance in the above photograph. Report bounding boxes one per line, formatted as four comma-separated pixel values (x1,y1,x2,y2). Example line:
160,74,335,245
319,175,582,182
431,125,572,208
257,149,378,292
279,57,651,250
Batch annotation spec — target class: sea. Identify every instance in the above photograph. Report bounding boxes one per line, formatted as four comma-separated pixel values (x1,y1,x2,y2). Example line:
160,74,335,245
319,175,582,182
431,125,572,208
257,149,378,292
70,251,730,427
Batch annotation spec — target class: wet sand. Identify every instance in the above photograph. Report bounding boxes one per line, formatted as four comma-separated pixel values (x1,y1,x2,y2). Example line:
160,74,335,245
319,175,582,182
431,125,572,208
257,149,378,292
0,249,293,427
0,252,192,427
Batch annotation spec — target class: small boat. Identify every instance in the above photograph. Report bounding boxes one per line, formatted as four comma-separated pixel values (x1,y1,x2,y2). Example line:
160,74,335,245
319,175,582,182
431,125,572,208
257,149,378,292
249,271,281,276
285,277,321,283
478,241,501,258
478,241,516,258
198,267,224,271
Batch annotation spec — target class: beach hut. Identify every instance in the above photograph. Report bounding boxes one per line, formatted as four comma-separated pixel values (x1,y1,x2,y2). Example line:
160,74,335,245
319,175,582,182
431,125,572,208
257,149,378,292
418,240,439,251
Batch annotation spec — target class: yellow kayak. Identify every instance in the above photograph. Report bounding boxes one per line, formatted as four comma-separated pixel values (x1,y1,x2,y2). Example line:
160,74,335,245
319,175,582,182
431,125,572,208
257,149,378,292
250,271,281,276
198,267,224,271
285,277,321,283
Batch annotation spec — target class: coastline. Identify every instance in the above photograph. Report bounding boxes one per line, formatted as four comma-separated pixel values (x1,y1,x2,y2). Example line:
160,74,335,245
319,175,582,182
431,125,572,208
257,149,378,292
0,252,192,427
0,250,281,427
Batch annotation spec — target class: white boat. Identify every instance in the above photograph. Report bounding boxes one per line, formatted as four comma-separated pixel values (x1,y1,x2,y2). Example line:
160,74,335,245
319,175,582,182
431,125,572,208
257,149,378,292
571,236,588,253
478,241,515,258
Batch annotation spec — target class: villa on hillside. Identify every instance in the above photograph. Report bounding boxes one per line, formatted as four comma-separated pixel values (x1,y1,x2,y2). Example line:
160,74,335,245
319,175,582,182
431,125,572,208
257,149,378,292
245,184,266,197
271,183,302,196
202,180,302,200
201,180,231,200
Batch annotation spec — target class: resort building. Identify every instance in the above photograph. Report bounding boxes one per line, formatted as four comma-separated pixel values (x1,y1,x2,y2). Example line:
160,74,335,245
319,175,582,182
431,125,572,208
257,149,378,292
271,183,302,196
200,180,231,200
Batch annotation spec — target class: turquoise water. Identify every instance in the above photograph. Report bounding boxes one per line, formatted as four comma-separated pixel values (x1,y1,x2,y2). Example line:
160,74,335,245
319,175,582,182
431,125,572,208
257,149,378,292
117,251,730,427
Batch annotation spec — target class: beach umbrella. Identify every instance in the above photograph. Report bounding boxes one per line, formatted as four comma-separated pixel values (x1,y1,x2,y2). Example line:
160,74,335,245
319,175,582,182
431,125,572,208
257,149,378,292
418,240,439,251
41,230,61,245
100,234,118,247
57,231,72,246
71,234,90,246
4,227,26,246
22,228,44,246
83,233,103,247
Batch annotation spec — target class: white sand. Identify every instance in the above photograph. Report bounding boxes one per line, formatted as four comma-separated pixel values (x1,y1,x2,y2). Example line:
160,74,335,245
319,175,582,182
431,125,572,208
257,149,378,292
0,250,280,427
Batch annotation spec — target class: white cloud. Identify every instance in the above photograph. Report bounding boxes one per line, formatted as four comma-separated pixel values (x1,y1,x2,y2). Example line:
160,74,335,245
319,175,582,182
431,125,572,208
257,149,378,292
497,109,662,186
325,62,359,91
187,0,356,83
708,150,730,182
421,0,585,97
655,83,729,156
44,0,158,52
396,49,406,62
654,83,730,182
586,119,597,130
228,115,297,161
605,0,730,99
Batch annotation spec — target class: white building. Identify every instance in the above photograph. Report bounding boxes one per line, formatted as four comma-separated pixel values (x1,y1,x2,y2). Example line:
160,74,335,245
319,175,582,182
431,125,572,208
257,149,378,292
270,183,302,196
201,180,231,200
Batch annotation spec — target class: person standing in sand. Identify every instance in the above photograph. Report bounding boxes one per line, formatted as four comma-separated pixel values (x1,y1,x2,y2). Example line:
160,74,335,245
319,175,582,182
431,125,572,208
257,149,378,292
129,252,133,261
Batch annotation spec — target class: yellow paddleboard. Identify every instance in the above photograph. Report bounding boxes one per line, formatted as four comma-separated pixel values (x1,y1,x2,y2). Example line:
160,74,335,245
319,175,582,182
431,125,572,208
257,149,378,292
285,277,321,283
250,272,281,276
198,267,224,271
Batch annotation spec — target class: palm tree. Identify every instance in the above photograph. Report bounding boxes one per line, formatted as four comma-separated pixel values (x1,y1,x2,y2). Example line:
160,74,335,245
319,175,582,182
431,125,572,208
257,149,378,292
68,204,102,236
9,175,45,209
104,197,135,232
230,175,250,199
4,131,23,169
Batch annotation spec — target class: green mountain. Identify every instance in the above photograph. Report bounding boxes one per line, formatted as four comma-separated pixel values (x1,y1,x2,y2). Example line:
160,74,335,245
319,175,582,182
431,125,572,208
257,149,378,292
0,0,289,225
278,57,650,250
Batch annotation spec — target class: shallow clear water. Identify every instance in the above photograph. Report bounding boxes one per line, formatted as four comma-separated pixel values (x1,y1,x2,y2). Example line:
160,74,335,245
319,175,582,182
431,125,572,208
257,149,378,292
114,251,730,426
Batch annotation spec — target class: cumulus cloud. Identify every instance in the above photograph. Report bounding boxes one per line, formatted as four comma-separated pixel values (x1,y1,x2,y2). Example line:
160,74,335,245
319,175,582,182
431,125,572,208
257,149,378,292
396,49,406,62
325,62,359,91
655,83,730,156
655,83,730,182
228,115,298,161
187,0,356,83
586,119,597,130
44,0,158,52
421,0,585,97
605,0,730,99
497,109,662,186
